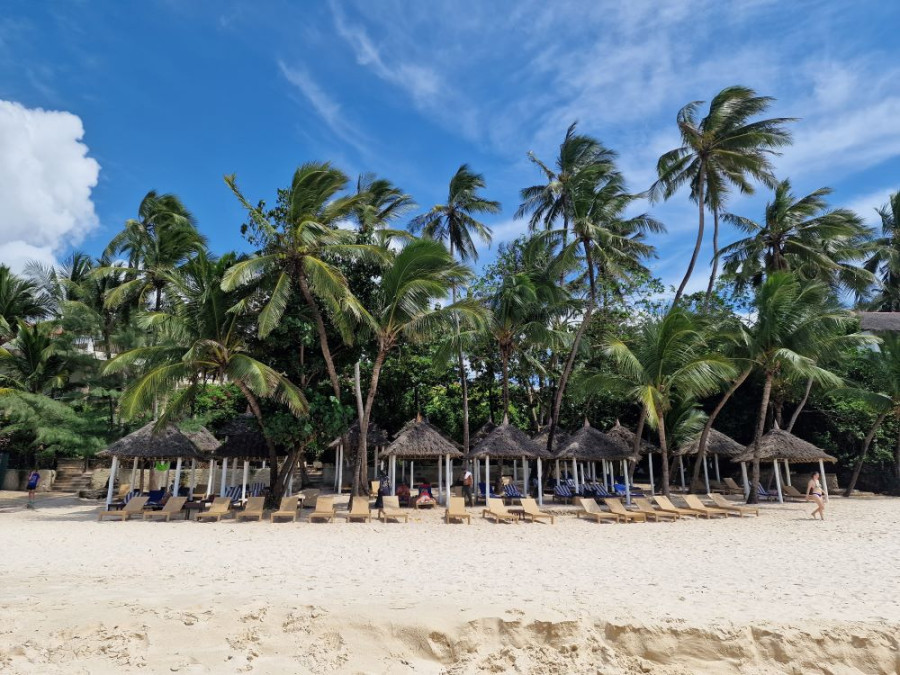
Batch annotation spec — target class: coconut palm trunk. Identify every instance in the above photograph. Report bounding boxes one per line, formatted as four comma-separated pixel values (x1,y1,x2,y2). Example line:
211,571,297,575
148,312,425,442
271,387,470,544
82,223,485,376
845,411,889,497
785,376,814,433
656,409,671,496
703,207,720,311
748,371,774,504
354,346,389,502
674,178,704,306
235,381,281,496
297,275,341,399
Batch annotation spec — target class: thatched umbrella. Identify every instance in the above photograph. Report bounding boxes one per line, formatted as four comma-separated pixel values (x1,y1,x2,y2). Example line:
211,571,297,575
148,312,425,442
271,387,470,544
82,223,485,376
328,419,390,495
558,422,639,501
533,429,569,492
471,421,498,445
678,428,745,494
209,414,283,500
732,429,837,503
381,418,463,504
606,421,660,495
470,423,548,504
98,422,209,507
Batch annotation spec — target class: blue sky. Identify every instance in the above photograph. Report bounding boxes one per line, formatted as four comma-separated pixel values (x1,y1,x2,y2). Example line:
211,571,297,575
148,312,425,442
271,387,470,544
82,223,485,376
1,0,899,294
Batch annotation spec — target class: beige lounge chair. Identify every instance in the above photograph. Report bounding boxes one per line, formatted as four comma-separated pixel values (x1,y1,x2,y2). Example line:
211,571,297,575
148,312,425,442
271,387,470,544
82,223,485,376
722,477,746,495
299,489,318,507
781,485,807,500
603,497,647,523
519,498,554,524
235,496,266,522
271,496,300,522
345,496,372,523
309,496,335,523
653,495,709,519
682,494,732,518
196,497,232,522
99,496,149,521
708,493,759,517
632,497,679,521
142,496,187,522
575,497,622,523
379,496,408,523
445,496,471,524
483,497,518,523
369,481,380,498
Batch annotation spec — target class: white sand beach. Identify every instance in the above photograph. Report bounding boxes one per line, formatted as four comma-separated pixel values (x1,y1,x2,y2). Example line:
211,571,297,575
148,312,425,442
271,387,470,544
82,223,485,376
1,493,899,674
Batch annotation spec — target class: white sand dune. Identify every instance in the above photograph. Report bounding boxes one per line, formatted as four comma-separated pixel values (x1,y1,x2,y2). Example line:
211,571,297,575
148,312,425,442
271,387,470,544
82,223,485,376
1,492,899,673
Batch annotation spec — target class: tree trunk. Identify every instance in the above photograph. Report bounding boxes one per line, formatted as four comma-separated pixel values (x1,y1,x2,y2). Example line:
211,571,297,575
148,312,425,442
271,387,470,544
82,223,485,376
500,348,511,420
297,274,341,399
785,376,814,434
656,409,671,497
703,207,719,311
633,407,648,489
545,240,596,455
356,347,388,505
845,411,889,496
236,381,280,497
673,177,705,306
895,427,900,483
748,371,773,504
690,367,752,490
451,283,470,455
351,361,367,501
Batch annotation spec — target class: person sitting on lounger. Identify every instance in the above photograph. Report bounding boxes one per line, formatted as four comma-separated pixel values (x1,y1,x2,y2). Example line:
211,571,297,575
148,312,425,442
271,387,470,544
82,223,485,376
806,471,826,520
416,481,435,507
396,483,410,506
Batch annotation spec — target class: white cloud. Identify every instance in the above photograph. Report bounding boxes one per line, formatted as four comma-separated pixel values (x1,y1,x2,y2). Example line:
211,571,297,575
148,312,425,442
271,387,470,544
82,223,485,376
0,99,99,273
844,187,896,225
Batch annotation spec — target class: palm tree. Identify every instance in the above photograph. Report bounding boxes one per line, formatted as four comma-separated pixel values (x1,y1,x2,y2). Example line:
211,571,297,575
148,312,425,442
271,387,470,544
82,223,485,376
106,252,307,496
352,239,486,497
0,320,73,394
0,265,50,338
410,164,498,454
601,309,736,495
352,172,416,239
721,179,873,294
650,86,794,305
223,163,387,399
742,273,865,502
864,190,900,311
843,333,900,494
100,191,206,311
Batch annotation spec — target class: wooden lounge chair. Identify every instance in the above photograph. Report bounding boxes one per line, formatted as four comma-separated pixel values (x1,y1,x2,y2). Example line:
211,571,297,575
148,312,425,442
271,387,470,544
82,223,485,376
575,497,621,524
308,496,335,523
196,497,232,522
379,496,408,523
708,493,760,517
681,494,733,518
519,498,554,524
632,497,679,521
445,496,471,524
603,497,648,523
722,477,746,495
99,496,149,521
142,496,187,522
344,496,372,523
652,495,709,518
369,481,380,498
299,489,318,508
780,484,808,501
271,496,300,522
235,496,266,522
482,497,518,523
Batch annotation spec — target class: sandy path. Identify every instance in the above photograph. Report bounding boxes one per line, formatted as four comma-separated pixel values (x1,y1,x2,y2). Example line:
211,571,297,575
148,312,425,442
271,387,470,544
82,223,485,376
1,493,898,673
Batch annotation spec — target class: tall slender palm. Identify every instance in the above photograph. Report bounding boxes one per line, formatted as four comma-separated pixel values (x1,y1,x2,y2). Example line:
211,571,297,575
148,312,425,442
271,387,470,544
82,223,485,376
544,166,662,455
106,252,307,496
410,164,498,454
742,273,866,502
601,309,736,495
222,163,387,399
100,191,206,311
352,239,486,496
721,179,873,294
0,265,51,338
650,86,794,305
864,190,900,311
352,172,416,238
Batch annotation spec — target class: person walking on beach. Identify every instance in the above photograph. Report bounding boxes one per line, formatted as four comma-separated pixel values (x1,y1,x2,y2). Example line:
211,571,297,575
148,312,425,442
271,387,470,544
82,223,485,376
806,471,826,520
26,469,40,508
461,465,474,506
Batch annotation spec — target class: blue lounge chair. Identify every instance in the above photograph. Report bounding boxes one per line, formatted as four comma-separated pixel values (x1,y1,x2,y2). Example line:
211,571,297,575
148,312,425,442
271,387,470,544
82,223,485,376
554,483,573,504
592,483,612,498
145,489,167,508
614,483,645,498
757,483,778,501
503,483,524,504
477,483,500,502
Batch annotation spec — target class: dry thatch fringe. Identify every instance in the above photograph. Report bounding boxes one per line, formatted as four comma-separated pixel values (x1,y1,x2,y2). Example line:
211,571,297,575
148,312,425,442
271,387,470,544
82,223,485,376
607,420,658,455
677,428,745,458
731,429,837,463
98,422,208,459
381,418,463,459
557,424,638,461
328,419,390,449
471,421,498,445
183,427,222,455
214,413,275,459
471,423,549,459
532,428,570,454
857,311,900,332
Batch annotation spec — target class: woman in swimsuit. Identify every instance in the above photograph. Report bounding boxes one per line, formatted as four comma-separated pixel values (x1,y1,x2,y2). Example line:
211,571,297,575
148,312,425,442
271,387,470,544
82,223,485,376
806,471,826,520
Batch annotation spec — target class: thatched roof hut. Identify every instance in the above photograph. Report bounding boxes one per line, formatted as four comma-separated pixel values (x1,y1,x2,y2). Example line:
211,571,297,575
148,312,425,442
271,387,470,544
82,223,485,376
532,428,570,455
471,423,548,459
678,428,744,458
557,423,638,461
381,419,463,459
857,311,900,332
732,429,837,464
215,414,274,459
328,419,390,449
183,427,222,455
471,421,498,445
98,422,207,460
607,421,657,455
